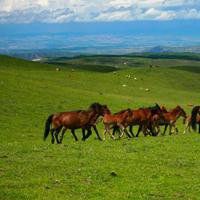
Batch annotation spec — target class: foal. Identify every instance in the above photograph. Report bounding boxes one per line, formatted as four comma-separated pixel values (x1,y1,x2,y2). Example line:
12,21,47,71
158,105,187,135
102,108,132,140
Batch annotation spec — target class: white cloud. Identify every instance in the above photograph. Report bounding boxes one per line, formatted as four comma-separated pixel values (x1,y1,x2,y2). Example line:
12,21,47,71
0,0,200,23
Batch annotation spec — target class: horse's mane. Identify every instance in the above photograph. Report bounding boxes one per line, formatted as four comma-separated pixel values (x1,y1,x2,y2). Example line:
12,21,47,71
88,102,102,110
114,108,131,114
148,103,161,111
139,103,160,111
76,110,84,113
192,106,200,113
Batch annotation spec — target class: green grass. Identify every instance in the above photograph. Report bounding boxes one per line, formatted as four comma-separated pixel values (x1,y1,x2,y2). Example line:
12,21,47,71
1,54,200,200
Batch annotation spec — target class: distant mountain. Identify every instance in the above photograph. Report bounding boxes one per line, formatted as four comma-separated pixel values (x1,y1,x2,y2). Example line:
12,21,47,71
1,21,200,60
147,46,172,53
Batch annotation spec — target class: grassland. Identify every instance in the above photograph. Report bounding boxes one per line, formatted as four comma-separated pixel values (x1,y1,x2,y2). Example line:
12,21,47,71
0,54,200,200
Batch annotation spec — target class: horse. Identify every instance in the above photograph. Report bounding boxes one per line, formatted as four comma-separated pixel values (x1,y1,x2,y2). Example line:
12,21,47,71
184,115,200,134
113,104,163,137
191,106,200,133
43,103,108,144
155,105,187,135
102,108,133,140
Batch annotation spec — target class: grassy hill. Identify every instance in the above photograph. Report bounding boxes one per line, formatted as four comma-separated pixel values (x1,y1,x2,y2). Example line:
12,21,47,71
0,54,200,200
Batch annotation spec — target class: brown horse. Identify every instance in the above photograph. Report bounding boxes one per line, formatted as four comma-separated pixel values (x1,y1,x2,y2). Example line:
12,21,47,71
43,103,108,143
129,104,163,137
184,115,200,134
154,105,187,135
191,106,200,133
102,108,132,140
113,104,163,137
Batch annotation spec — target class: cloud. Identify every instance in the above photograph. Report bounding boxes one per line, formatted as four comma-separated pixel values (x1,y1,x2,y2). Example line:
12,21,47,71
0,0,200,23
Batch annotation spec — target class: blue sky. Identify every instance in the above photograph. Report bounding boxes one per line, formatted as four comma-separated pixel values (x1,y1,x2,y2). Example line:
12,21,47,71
0,0,200,23
0,1,200,53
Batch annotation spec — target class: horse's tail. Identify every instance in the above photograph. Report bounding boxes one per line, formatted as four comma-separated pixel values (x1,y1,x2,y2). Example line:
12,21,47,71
43,114,53,141
191,106,199,131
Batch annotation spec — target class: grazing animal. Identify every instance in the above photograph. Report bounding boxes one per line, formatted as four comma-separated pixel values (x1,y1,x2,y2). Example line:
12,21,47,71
102,108,132,140
43,103,107,144
191,106,200,133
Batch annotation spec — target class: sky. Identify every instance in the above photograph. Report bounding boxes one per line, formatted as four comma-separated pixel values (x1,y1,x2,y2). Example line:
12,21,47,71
0,0,200,23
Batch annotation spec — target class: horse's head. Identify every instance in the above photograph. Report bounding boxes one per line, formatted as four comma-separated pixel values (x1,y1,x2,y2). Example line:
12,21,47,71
176,105,187,122
161,105,168,113
101,105,111,116
149,103,162,116
89,102,104,114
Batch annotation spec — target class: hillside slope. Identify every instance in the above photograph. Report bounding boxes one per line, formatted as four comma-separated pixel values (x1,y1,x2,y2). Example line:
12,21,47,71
0,54,200,200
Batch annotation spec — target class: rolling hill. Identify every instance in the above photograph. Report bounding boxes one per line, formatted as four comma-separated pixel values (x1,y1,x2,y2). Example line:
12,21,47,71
0,54,200,200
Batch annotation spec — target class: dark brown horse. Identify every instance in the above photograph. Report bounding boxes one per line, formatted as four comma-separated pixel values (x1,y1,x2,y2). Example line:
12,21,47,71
43,103,108,143
191,106,200,133
102,108,132,140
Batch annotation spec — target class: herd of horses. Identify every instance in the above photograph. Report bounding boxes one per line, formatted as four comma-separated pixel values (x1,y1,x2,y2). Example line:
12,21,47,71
43,103,200,144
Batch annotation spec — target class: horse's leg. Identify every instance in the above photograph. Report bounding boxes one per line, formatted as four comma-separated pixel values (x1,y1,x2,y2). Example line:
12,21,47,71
198,123,200,134
104,124,115,140
107,124,115,139
83,128,92,141
143,125,148,137
175,126,179,134
103,124,109,140
169,124,173,135
136,124,142,137
123,127,132,138
109,128,116,140
153,123,160,136
93,125,102,141
59,127,67,143
183,121,189,134
171,123,178,135
112,125,118,136
55,127,62,144
71,129,78,141
50,129,55,144
129,125,135,137
119,124,131,138
82,129,86,141
118,124,124,138
149,122,158,136
162,124,168,136
188,122,191,133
